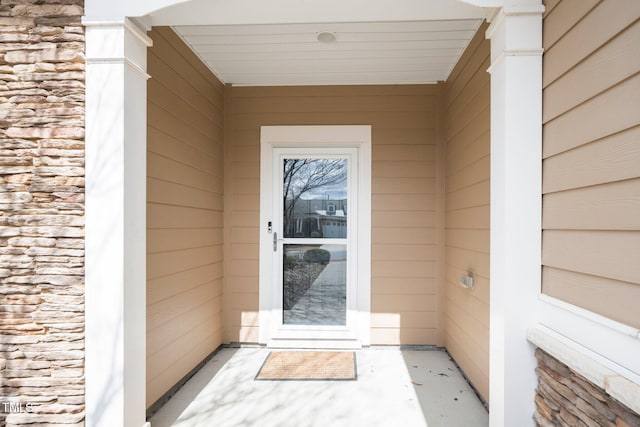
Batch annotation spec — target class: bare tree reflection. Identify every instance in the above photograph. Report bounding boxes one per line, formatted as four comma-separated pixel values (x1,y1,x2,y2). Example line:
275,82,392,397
283,159,347,238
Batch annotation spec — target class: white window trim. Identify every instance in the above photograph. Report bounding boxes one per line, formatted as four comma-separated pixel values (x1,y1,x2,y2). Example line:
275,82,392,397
259,125,371,348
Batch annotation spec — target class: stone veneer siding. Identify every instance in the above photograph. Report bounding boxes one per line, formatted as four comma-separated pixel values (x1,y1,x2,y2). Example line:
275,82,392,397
534,349,640,427
0,1,85,426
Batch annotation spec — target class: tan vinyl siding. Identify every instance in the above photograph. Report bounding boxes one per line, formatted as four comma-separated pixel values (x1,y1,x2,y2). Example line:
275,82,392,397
228,85,441,344
542,1,640,329
146,27,225,407
444,22,490,401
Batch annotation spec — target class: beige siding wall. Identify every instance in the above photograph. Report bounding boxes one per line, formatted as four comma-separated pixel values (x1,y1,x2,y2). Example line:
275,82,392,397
542,1,640,328
444,23,490,401
146,27,225,407
228,85,443,345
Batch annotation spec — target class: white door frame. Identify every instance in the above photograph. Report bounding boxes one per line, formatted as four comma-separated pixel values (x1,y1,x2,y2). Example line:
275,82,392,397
259,126,372,348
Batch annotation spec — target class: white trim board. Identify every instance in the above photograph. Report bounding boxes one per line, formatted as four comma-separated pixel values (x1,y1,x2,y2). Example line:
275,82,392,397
528,324,640,415
537,294,640,384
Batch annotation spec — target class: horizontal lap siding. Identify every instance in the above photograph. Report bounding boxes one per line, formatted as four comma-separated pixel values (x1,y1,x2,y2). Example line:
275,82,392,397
444,22,490,401
146,27,225,407
229,85,440,344
542,1,640,329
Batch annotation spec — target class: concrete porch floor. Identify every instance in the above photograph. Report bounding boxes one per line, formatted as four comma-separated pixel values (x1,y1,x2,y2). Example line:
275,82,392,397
149,347,489,427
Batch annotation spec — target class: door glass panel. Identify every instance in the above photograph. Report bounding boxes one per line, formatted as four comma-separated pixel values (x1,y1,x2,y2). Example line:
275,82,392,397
283,244,347,325
283,158,347,239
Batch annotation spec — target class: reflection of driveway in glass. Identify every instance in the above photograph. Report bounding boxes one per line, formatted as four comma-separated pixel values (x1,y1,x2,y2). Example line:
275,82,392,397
284,259,347,326
321,244,346,261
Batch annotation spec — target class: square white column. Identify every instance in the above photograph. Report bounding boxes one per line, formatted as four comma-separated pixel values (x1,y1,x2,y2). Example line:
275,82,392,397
486,4,544,426
84,18,152,427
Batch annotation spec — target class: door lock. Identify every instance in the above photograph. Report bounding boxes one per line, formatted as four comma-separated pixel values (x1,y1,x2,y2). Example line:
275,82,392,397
267,221,272,233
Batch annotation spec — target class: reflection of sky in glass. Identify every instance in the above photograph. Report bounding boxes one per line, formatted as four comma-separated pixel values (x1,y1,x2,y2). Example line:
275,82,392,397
301,182,347,200
287,159,347,200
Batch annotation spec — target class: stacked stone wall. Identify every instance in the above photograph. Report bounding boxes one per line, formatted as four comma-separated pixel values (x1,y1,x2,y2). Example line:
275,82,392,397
0,1,85,426
535,349,640,427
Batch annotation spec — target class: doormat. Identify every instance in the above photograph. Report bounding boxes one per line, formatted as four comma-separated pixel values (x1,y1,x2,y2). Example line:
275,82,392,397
255,351,357,381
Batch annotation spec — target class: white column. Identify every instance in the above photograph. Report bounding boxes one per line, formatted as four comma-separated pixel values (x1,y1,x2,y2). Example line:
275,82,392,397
84,18,152,427
486,4,544,426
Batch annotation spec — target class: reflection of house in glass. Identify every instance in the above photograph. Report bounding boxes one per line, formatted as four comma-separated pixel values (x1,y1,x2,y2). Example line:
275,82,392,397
288,198,347,238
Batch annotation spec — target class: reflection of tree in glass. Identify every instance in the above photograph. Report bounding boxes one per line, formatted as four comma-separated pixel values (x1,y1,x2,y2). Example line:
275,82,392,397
283,159,346,237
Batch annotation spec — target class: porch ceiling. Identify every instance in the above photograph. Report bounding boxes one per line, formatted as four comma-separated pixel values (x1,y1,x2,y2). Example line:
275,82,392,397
172,19,484,86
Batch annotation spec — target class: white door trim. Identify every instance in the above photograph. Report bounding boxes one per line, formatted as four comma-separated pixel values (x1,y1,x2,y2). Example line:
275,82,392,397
259,125,372,348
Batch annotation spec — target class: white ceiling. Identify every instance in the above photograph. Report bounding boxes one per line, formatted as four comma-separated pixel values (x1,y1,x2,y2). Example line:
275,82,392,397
172,19,484,86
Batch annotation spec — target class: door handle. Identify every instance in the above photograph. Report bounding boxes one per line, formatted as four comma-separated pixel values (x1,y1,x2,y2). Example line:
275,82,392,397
273,232,278,252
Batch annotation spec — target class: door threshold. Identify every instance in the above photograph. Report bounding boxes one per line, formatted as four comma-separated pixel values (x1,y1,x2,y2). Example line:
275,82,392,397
267,338,362,349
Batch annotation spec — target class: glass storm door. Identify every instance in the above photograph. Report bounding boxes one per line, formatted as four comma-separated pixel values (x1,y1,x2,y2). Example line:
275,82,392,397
272,148,358,341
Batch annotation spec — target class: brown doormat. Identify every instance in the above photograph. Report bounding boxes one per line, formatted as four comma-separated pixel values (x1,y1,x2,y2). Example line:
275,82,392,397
255,351,357,381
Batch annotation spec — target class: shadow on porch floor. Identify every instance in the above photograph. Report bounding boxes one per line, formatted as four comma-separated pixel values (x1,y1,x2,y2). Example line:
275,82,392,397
148,347,488,427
